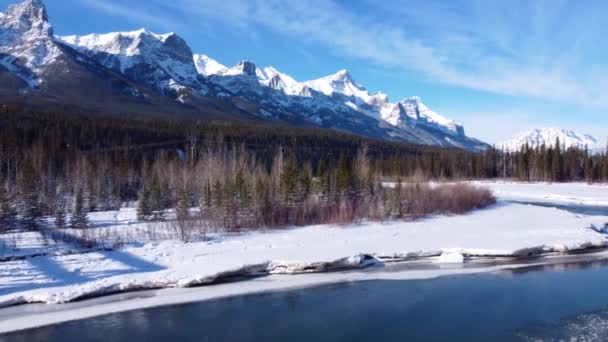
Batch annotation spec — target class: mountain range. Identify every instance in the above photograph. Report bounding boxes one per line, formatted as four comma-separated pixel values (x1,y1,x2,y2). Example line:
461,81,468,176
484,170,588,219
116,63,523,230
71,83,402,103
0,0,487,150
499,128,605,153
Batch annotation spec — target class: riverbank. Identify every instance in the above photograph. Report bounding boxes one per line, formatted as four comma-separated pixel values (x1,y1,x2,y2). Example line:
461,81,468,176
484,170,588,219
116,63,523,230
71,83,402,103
0,181,607,333
0,202,606,306
3,251,608,335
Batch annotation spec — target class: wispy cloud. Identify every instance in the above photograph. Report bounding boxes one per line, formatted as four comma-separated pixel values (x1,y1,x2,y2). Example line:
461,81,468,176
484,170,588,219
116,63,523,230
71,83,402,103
79,0,608,108
79,0,181,31
461,110,608,144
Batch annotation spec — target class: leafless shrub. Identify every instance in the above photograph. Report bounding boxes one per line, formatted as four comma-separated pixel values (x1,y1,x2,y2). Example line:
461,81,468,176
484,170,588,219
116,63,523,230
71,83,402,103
169,217,210,242
192,182,496,232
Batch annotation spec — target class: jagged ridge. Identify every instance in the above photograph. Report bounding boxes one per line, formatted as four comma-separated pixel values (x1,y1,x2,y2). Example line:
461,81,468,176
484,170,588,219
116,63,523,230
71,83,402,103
1,0,487,151
500,128,604,152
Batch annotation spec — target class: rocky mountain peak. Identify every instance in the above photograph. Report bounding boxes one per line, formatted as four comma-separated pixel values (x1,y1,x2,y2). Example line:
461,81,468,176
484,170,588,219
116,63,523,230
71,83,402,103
0,0,53,43
235,60,257,77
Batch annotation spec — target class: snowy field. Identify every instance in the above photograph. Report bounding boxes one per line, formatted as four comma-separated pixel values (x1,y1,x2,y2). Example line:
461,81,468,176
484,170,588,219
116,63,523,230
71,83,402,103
471,180,608,206
0,181,607,332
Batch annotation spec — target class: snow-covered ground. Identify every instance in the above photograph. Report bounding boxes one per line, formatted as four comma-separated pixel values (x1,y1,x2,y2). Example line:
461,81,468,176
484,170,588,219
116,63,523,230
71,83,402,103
472,181,608,206
0,181,607,333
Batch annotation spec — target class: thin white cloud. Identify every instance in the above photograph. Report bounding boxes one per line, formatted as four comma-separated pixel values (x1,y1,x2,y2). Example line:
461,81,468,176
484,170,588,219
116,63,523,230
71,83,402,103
461,111,608,145
79,0,180,31
80,0,608,109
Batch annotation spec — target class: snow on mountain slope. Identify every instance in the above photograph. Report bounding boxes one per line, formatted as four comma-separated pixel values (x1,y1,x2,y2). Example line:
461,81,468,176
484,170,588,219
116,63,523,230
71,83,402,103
400,97,463,133
257,66,303,95
303,69,372,100
59,29,176,72
198,55,468,139
1,0,487,151
0,0,60,86
193,54,227,76
296,70,464,136
500,128,601,151
58,29,205,94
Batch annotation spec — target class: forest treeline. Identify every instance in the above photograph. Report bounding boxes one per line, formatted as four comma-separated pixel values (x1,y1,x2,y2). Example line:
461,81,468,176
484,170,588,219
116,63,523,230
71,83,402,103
0,109,605,233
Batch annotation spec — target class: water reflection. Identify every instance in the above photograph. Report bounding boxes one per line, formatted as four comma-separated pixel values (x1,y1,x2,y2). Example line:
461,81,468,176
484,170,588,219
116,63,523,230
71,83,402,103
7,259,608,342
509,200,608,216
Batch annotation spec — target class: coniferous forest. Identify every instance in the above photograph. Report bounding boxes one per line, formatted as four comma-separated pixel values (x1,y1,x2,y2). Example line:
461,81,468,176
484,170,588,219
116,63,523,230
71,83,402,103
0,108,606,235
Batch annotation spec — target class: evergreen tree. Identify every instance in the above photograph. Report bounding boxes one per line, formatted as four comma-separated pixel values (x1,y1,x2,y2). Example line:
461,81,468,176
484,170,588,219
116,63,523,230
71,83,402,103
176,187,190,221
0,186,17,232
314,159,331,203
212,179,224,208
137,184,152,221
552,138,563,181
149,176,165,221
298,167,311,200
335,154,353,198
18,160,42,231
54,196,68,229
280,154,299,205
54,181,68,229
71,188,89,229
200,180,212,212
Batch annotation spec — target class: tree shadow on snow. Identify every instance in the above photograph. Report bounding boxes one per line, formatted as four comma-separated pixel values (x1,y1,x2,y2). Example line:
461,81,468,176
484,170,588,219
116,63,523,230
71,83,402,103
0,248,166,296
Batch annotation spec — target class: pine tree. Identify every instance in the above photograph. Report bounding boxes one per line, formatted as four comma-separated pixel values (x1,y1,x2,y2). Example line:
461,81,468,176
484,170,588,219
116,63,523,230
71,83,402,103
316,160,331,204
54,181,68,229
0,186,17,232
71,188,89,229
176,187,190,222
552,138,563,181
335,154,352,198
137,184,152,221
298,167,311,200
212,179,224,208
54,196,68,229
18,160,42,231
149,176,165,221
200,180,212,213
280,154,299,205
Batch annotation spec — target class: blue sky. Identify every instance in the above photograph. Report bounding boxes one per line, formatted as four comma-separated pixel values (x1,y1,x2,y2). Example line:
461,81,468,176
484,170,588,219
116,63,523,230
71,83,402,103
3,0,607,143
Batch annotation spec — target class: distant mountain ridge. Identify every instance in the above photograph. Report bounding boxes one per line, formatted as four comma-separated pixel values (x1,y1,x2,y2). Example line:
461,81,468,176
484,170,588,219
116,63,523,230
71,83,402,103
0,0,487,151
499,128,605,152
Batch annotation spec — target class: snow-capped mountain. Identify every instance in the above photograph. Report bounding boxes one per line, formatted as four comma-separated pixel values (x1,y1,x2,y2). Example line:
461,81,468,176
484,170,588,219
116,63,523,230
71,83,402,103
197,55,478,148
0,0,59,87
500,128,603,152
193,54,228,77
59,29,207,96
0,0,487,151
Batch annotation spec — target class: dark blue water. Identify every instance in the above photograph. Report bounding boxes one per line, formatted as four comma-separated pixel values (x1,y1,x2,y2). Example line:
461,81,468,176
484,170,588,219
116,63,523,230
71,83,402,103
510,200,608,216
5,259,608,342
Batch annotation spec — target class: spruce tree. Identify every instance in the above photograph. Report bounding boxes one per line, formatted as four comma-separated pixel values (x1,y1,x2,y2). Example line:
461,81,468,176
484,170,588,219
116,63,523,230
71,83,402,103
212,180,224,208
200,180,212,213
335,154,352,198
298,168,311,200
552,138,563,181
0,186,17,232
54,182,68,229
137,184,152,221
71,188,89,229
54,196,67,229
149,176,165,221
280,154,299,205
315,160,331,204
18,160,42,231
176,187,190,221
